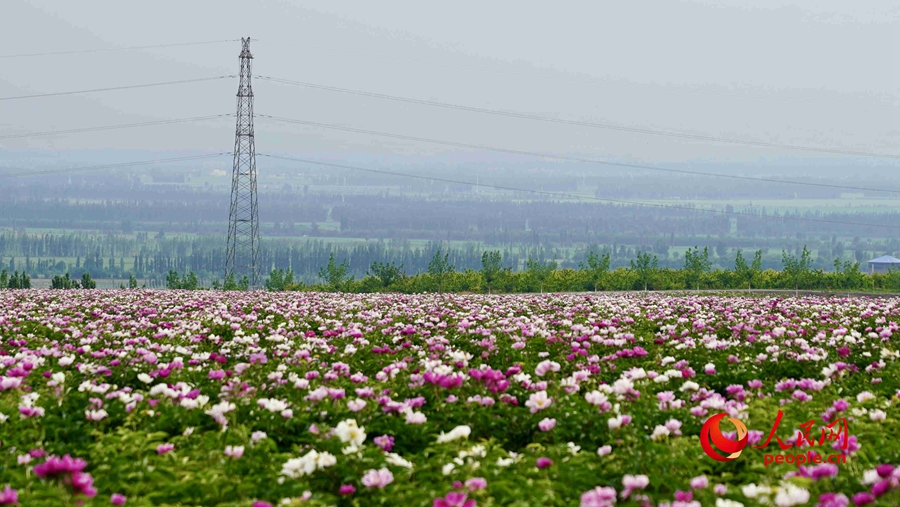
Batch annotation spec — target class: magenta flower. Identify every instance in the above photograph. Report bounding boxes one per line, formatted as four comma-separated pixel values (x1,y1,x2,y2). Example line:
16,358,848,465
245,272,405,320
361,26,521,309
111,493,127,505
433,492,475,507
0,485,17,505
339,484,356,496
817,493,849,507
536,457,553,469
157,443,174,455
33,455,87,478
252,502,273,507
852,492,875,505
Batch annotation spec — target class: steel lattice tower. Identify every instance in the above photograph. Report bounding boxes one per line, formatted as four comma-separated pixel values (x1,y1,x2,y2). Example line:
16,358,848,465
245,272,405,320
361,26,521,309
225,37,260,287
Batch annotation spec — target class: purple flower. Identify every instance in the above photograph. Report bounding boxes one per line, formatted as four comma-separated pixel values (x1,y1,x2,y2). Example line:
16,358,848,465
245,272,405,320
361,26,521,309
111,493,127,505
536,457,553,469
876,464,895,477
339,484,356,496
374,435,394,452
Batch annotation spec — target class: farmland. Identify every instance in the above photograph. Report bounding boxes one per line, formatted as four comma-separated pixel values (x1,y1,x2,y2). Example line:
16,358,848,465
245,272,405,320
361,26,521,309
1,291,899,506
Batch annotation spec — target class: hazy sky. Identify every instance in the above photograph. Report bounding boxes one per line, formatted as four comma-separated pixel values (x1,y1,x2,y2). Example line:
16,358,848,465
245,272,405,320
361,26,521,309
1,0,897,173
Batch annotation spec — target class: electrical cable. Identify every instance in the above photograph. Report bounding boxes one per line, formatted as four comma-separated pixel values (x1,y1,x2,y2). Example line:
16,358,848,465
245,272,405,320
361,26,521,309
0,153,231,178
0,76,234,101
0,115,233,140
257,76,899,160
256,114,900,195
0,39,238,59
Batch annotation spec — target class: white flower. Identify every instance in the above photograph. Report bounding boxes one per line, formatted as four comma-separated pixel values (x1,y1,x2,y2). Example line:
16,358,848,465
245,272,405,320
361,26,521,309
857,391,875,403
774,484,809,507
258,398,290,413
680,381,700,392
716,500,744,507
597,445,612,456
862,469,880,484
442,462,455,475
347,399,367,412
612,377,634,394
436,425,471,443
59,356,75,367
741,484,771,499
607,415,625,430
0,412,9,423
870,409,887,421
567,442,581,455
183,427,195,437
650,425,670,440
384,452,413,468
137,373,153,383
405,410,427,424
496,457,514,467
334,419,367,448
585,390,608,406
525,391,552,413
85,409,108,421
251,431,267,443
317,452,337,468
653,375,670,384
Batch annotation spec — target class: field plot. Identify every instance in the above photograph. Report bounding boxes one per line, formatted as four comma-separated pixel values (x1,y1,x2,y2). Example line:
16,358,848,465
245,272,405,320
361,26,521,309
1,291,900,506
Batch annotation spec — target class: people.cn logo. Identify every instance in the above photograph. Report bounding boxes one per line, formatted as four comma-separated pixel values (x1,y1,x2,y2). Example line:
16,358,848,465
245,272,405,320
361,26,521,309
700,413,748,462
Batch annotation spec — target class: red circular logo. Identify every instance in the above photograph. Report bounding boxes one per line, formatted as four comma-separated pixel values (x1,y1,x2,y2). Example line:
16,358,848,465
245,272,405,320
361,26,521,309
700,413,748,462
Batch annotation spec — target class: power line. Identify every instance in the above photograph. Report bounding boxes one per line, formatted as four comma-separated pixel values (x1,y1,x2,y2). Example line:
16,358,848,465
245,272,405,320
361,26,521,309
257,75,900,160
259,153,900,232
0,76,233,101
253,40,894,109
0,153,231,178
0,39,238,59
256,114,900,196
0,114,233,140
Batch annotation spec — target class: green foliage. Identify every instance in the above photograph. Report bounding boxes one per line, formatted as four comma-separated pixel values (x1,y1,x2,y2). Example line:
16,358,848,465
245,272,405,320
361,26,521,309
368,261,405,290
683,246,711,290
51,272,80,289
5,270,30,289
782,246,813,292
580,250,610,291
128,274,138,289
630,251,659,291
427,249,454,293
81,271,97,289
165,270,198,290
265,268,296,291
318,253,351,291
481,251,503,294
0,269,7,289
525,255,557,293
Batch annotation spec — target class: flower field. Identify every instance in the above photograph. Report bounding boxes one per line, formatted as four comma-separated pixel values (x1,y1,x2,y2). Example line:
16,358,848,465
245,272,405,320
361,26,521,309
2,291,900,506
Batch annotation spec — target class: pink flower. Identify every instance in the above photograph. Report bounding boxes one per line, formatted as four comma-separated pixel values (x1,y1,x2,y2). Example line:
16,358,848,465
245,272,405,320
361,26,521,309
538,418,556,431
361,468,393,489
690,476,708,489
339,484,356,495
536,457,553,469
713,484,728,495
621,474,649,499
580,486,617,507
111,493,127,505
465,478,487,491
33,455,87,478
157,443,174,455
852,492,875,505
433,492,475,507
252,502,273,507
224,445,244,459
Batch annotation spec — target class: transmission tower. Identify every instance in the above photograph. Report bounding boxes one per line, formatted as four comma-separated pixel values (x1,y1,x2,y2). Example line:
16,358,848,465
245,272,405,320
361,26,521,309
225,37,260,288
